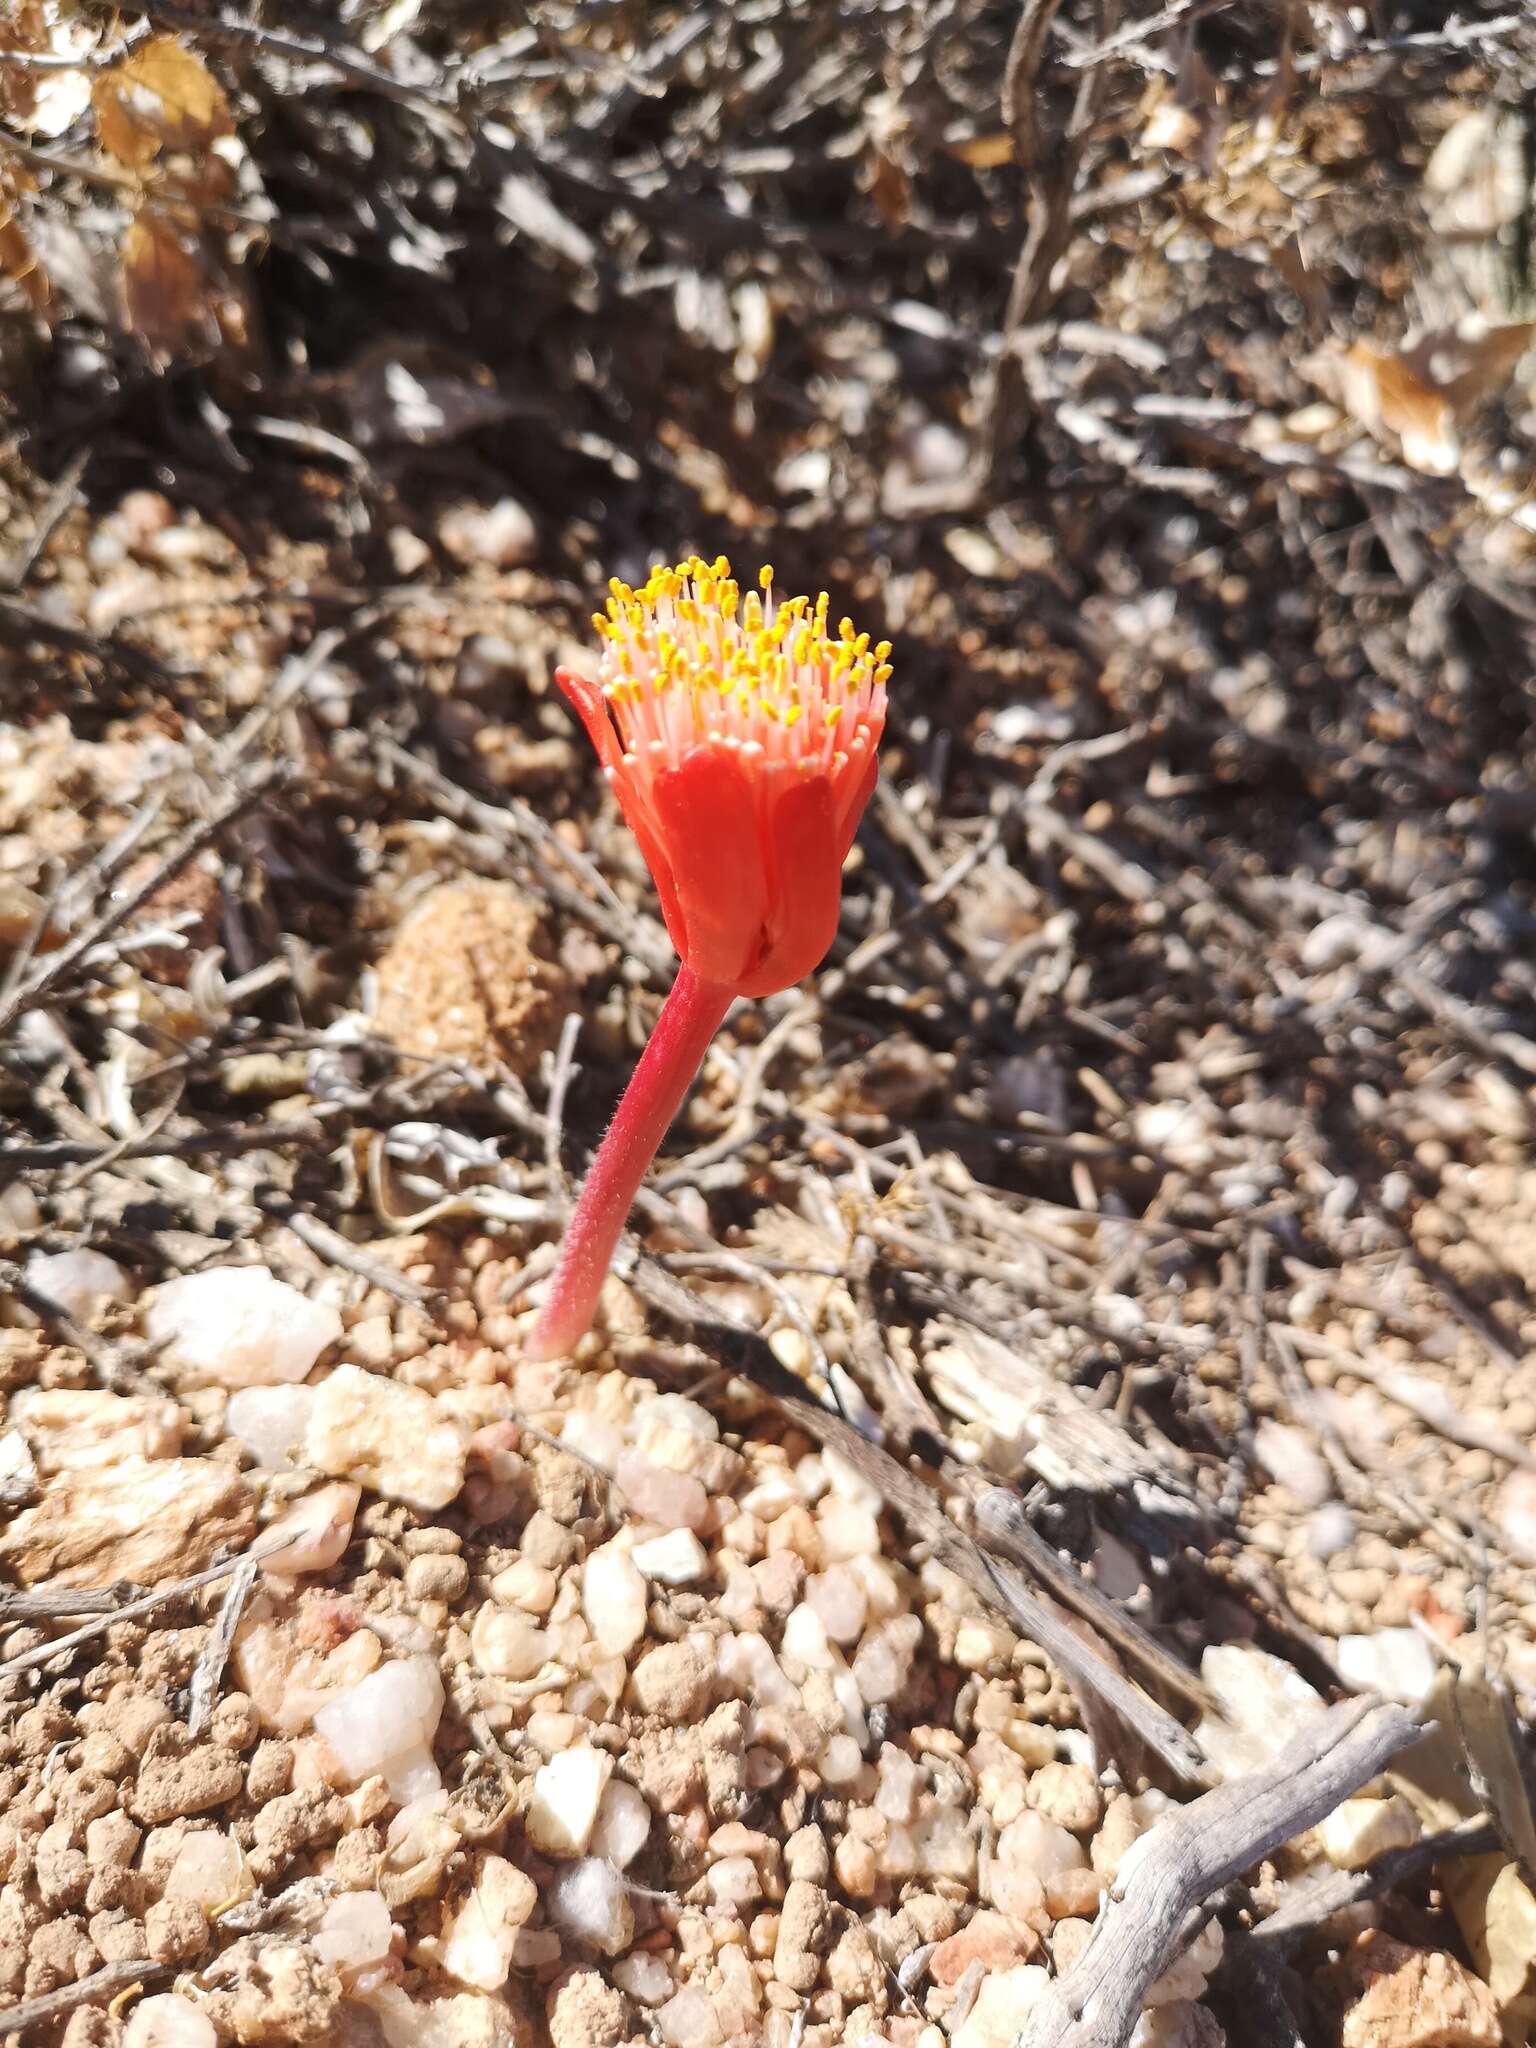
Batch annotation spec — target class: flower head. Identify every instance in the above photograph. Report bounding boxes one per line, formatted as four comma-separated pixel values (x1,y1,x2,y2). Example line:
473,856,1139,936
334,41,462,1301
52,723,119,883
558,555,889,997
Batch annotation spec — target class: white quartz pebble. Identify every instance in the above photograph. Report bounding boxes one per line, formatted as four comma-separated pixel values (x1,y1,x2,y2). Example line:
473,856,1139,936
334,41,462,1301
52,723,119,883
1336,1628,1440,1707
525,1745,612,1857
582,1544,648,1656
26,1249,129,1320
590,1778,652,1869
146,1266,341,1388
312,1654,443,1801
124,1995,218,2048
226,1384,315,1469
305,1364,469,1512
315,1890,395,1975
439,1854,537,1990
631,1528,708,1585
164,1831,250,1910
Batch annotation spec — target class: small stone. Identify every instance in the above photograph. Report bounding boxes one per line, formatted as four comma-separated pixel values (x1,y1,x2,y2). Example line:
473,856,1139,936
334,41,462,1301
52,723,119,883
145,1896,210,1963
1492,1470,1536,1567
0,1457,254,1587
441,1854,537,1989
629,1641,712,1720
590,1779,651,1869
1307,1504,1357,1561
546,1857,634,1955
490,1556,559,1613
404,1552,468,1603
784,1826,830,1884
1028,1762,1103,1836
145,1267,342,1388
526,1746,612,1857
130,1741,243,1825
314,1891,394,1980
123,1995,218,2048
0,1429,37,1508
952,1967,1052,2048
774,1879,831,1991
614,1450,708,1531
222,1941,341,2043
582,1544,648,1656
614,1952,673,2005
1193,1646,1325,1779
805,1565,868,1646
312,1655,444,1802
930,1911,1036,1985
373,879,567,1082
226,1386,316,1469
1146,1920,1223,2005
1334,1936,1500,2048
1318,1795,1420,1872
471,1605,549,1680
164,1831,250,1910
851,1616,922,1705
305,1365,469,1513
652,1986,721,2048
1336,1630,1440,1707
632,1528,709,1585
1045,1867,1103,1919
260,1482,360,1577
1130,2003,1227,2048
24,1249,130,1320
548,1967,629,2048
1253,1420,1333,1508
438,498,538,568
13,1389,181,1474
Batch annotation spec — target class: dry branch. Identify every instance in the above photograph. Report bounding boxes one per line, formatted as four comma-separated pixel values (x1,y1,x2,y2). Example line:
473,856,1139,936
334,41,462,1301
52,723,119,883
1012,1697,1423,2048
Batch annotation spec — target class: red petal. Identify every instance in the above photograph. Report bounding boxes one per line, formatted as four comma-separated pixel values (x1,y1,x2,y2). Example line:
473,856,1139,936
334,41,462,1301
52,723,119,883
558,666,686,959
556,667,623,779
835,746,879,858
737,771,841,997
651,745,770,987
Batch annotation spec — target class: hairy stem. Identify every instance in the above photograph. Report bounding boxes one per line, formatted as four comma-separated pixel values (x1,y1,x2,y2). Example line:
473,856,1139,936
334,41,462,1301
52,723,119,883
526,965,733,1360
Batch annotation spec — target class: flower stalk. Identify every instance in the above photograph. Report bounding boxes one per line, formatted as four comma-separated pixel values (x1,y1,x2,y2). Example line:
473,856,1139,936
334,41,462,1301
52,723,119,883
527,965,730,1362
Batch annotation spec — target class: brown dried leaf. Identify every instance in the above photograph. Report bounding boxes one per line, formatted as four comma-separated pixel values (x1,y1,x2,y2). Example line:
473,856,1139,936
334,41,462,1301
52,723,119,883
122,210,218,360
0,1,48,128
0,159,50,311
93,32,232,170
866,151,911,231
1330,321,1536,477
948,132,1015,169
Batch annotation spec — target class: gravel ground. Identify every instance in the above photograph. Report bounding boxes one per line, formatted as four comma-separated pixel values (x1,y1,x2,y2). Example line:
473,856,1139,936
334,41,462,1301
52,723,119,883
4,2,1536,2045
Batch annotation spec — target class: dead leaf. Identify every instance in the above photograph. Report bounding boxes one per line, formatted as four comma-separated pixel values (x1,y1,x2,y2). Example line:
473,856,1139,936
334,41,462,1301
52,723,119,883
947,132,1015,170
1454,1669,1536,1890
0,158,50,311
122,210,219,360
1337,343,1458,474
867,150,912,230
93,33,232,170
1327,321,1535,477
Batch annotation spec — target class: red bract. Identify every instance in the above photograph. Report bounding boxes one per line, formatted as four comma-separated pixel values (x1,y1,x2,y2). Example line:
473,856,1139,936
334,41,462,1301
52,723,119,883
526,555,889,1361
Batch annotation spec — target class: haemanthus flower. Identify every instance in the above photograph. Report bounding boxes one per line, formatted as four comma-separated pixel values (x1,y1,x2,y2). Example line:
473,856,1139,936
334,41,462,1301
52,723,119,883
526,555,890,1361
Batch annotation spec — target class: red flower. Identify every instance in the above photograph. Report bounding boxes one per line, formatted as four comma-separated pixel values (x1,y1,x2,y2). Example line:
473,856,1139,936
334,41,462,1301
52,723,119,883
527,556,889,1361
558,556,889,997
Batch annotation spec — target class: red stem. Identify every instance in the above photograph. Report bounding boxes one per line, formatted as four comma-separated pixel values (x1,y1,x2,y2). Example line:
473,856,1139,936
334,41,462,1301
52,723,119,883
526,965,733,1360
